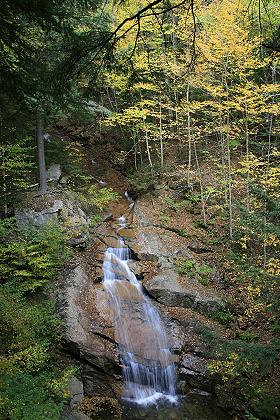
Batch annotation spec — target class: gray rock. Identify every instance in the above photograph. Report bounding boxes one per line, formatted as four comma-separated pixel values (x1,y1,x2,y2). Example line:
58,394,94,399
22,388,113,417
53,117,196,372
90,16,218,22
143,269,224,315
134,200,225,315
181,354,208,375
72,411,90,420
52,199,64,212
60,176,69,185
103,213,113,222
47,163,61,181
179,355,214,392
43,133,51,142
69,376,84,409
78,207,88,222
15,200,64,228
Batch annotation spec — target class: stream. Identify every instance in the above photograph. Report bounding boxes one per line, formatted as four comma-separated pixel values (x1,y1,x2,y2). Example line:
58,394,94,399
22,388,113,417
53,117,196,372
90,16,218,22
102,226,177,405
58,180,232,419
99,195,230,419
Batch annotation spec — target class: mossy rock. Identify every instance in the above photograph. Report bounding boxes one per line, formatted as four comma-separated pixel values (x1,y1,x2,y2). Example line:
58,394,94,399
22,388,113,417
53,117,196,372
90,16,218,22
79,396,122,419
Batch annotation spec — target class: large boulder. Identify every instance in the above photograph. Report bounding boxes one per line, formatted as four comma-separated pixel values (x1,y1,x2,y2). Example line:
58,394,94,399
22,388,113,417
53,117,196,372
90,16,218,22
15,194,90,246
143,269,225,315
132,200,225,316
15,200,64,228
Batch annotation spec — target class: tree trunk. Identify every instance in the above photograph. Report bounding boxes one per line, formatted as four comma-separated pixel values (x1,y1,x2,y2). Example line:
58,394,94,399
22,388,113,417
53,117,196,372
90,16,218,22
186,82,192,185
36,110,47,193
2,150,8,217
263,115,273,267
194,141,207,226
223,63,233,240
145,126,153,169
159,101,164,167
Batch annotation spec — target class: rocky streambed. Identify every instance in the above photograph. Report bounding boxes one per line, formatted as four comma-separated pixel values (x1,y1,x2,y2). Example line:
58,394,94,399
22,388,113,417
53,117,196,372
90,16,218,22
57,186,231,419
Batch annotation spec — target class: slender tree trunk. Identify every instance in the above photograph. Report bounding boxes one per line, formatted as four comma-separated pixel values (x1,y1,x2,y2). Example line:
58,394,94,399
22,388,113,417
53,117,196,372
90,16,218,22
223,64,233,239
133,132,138,170
245,104,250,213
172,14,180,151
145,124,153,169
244,103,252,254
186,82,192,185
159,101,164,167
194,141,207,226
2,150,8,217
218,112,228,207
137,129,143,166
226,109,233,240
0,115,8,217
36,110,47,193
263,115,273,267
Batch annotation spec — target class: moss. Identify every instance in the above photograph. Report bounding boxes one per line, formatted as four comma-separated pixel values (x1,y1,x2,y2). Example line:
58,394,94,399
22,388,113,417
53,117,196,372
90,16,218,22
79,396,122,419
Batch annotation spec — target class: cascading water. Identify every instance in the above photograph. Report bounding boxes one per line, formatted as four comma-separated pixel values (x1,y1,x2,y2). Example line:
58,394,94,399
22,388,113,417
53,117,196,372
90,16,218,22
102,214,177,406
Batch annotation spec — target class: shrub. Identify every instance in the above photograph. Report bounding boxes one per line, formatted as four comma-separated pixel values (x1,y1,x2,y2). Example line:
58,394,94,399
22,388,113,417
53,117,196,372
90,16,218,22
74,185,119,214
175,258,214,286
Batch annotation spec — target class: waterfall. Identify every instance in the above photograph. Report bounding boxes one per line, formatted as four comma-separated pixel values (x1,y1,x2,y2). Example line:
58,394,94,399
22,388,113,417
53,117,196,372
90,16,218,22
102,216,177,406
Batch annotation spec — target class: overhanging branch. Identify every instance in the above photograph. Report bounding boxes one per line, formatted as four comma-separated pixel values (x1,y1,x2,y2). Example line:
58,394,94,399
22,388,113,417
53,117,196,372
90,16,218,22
71,0,189,77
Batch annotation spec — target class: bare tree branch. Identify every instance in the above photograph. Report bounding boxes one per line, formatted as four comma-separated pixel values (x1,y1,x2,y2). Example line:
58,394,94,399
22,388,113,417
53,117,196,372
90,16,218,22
71,0,189,77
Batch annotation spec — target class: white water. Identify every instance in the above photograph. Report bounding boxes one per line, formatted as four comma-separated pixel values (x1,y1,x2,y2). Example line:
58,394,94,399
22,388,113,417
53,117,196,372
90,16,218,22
102,216,177,406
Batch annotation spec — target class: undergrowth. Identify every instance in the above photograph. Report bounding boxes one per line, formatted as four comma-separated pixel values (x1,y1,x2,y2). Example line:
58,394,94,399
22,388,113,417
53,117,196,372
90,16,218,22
0,219,74,419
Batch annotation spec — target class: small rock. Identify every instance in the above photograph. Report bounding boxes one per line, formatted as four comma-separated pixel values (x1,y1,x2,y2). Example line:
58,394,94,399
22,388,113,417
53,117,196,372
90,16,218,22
47,163,61,181
69,376,84,409
103,213,113,222
72,411,90,420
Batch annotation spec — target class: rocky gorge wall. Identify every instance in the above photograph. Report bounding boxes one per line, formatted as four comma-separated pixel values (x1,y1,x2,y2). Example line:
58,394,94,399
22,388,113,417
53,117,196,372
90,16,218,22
56,184,229,417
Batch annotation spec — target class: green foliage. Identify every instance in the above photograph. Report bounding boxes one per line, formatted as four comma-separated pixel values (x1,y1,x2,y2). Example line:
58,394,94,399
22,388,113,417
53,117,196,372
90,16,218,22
196,264,215,280
0,138,35,213
164,196,184,211
158,212,170,225
0,218,73,418
0,220,70,293
239,331,258,342
175,258,195,274
175,258,214,286
208,336,280,418
209,309,234,325
0,372,65,420
194,219,208,229
74,185,119,214
177,229,189,238
186,193,202,205
128,166,160,195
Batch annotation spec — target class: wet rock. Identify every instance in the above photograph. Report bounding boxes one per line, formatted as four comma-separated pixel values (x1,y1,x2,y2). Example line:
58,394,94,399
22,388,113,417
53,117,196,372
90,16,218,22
47,163,61,181
57,263,122,397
